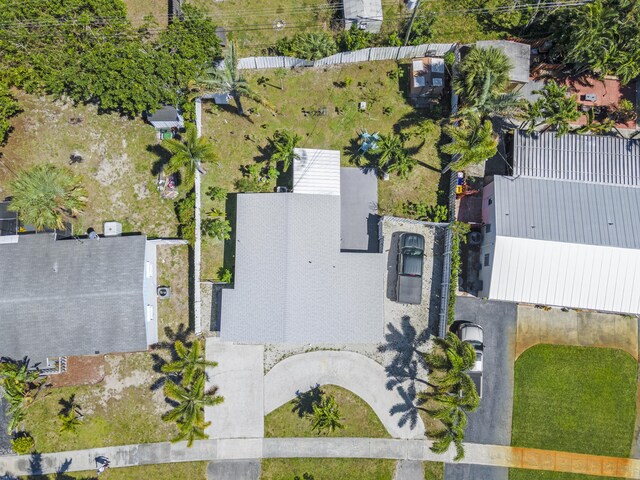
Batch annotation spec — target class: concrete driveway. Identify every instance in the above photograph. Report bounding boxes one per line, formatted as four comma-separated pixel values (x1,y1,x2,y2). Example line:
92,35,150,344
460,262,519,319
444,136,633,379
445,297,517,480
263,350,425,439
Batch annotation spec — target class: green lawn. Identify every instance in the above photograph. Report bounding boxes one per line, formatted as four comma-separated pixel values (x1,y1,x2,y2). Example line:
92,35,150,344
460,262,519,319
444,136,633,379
261,459,396,480
510,345,638,480
424,461,444,480
25,462,208,479
1,92,179,238
200,60,444,279
265,385,390,438
122,0,168,27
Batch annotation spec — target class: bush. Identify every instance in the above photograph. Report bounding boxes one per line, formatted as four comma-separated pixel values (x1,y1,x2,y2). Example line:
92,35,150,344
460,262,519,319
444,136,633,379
404,12,436,46
275,32,337,60
217,267,233,283
338,23,372,51
202,217,231,241
402,202,448,222
0,84,21,145
444,51,456,67
174,192,196,245
206,186,227,203
11,432,35,454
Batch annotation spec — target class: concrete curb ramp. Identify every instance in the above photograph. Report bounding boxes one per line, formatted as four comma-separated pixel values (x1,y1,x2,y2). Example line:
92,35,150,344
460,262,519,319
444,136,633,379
263,351,425,439
2,439,640,478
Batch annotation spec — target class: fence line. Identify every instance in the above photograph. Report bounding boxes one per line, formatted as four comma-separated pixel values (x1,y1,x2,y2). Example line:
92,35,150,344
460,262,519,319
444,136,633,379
233,43,457,70
438,170,458,338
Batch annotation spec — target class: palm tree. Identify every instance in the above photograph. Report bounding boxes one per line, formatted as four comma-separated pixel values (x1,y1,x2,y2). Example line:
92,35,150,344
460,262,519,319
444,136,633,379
520,81,580,137
0,359,45,433
8,164,87,231
162,372,224,447
59,411,83,434
519,99,544,134
200,41,270,115
161,339,217,386
162,124,216,184
309,394,344,434
269,130,301,172
423,332,478,392
375,134,417,178
441,113,498,172
462,71,523,120
386,154,418,179
454,47,513,103
573,108,614,134
427,407,468,461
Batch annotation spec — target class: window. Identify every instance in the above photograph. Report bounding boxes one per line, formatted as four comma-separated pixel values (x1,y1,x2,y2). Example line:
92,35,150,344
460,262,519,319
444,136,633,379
485,224,491,233
484,254,490,267
488,197,493,205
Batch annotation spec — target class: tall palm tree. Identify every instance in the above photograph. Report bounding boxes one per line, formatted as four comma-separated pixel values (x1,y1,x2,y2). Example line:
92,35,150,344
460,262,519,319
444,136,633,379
427,406,468,461
454,47,513,103
59,411,83,434
423,332,478,392
161,339,218,386
8,164,87,231
309,394,344,434
520,81,580,137
441,113,498,172
269,130,301,172
0,359,45,433
463,71,523,119
200,41,270,115
573,108,614,134
376,133,405,168
162,372,224,447
386,154,418,179
161,124,216,184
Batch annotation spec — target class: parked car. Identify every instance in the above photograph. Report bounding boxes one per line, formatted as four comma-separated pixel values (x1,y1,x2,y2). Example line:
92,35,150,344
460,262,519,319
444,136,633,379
396,232,425,305
456,322,484,398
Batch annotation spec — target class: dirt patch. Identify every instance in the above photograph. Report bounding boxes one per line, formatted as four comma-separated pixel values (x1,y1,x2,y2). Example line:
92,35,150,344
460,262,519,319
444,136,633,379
49,355,106,387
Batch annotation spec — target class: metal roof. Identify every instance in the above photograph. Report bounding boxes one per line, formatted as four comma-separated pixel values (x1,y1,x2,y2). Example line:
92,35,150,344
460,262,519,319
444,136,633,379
487,235,640,315
340,168,379,252
475,40,530,84
220,193,384,344
513,131,640,187
0,234,149,364
293,148,341,196
343,0,383,33
493,176,640,249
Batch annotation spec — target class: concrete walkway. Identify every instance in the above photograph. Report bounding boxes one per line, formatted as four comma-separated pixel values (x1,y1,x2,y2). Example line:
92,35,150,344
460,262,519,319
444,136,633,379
516,306,638,359
395,460,424,480
204,340,264,439
2,439,640,478
263,351,425,439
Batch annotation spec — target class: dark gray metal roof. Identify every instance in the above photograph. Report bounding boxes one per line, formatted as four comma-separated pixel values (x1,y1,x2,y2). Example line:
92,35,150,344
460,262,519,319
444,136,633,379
513,131,640,187
147,105,179,123
476,40,530,84
493,175,640,249
221,193,384,344
0,234,148,365
340,168,378,252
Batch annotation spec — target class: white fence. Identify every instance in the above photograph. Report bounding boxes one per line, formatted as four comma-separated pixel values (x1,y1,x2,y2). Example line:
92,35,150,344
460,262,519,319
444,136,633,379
235,43,456,70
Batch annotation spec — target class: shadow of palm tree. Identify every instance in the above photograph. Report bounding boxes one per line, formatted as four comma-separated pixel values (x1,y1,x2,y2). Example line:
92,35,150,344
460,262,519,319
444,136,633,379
291,385,324,418
149,323,193,391
389,383,420,430
379,316,430,390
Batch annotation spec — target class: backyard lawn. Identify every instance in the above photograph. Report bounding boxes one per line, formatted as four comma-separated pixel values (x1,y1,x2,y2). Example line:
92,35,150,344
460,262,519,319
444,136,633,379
261,458,396,480
200,61,444,279
510,345,638,480
265,385,390,438
0,92,179,238
122,0,169,27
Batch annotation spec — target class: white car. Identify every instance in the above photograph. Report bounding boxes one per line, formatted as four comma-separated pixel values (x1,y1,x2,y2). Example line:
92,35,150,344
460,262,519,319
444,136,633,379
456,322,484,398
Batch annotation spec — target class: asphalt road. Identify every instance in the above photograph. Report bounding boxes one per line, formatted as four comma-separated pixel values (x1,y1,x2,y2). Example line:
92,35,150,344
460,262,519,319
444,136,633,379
445,297,518,480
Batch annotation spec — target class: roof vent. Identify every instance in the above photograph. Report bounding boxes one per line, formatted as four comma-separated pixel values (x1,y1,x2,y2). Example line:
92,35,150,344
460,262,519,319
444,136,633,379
104,221,122,237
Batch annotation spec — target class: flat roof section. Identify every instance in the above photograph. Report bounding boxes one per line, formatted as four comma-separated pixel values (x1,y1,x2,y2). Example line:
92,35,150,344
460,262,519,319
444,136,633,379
293,148,341,196
340,167,379,252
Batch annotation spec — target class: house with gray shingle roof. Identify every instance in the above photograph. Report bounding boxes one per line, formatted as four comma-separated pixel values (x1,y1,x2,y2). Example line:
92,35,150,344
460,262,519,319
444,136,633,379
0,232,168,371
220,148,383,344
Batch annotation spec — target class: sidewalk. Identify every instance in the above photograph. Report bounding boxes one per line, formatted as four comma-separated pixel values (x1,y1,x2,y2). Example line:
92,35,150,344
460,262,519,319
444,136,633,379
2,438,640,479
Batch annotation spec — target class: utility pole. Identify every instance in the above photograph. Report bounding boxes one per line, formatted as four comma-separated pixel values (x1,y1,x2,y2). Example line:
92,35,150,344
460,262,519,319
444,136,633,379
403,0,423,46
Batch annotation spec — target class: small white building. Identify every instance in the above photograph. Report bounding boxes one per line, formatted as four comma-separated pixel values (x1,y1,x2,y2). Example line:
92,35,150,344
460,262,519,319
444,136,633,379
343,0,383,33
479,175,640,315
146,105,184,130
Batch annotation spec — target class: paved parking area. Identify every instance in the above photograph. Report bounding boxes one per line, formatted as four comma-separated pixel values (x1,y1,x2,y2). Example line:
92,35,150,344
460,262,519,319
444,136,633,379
445,296,518,480
516,306,638,359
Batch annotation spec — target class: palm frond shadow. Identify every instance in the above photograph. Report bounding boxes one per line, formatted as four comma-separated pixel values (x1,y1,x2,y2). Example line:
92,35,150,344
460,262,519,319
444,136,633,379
291,384,324,418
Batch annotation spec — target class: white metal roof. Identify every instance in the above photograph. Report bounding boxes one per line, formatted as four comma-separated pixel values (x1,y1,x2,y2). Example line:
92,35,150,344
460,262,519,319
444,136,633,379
293,148,341,196
488,236,640,315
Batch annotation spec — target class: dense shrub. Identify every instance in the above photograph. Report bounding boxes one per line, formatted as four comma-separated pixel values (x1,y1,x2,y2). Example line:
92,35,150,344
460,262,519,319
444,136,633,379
338,23,373,51
275,32,337,60
0,85,21,145
11,432,35,455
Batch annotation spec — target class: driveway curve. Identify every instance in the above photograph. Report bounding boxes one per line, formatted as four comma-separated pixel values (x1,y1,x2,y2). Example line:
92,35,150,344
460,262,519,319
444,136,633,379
264,351,425,439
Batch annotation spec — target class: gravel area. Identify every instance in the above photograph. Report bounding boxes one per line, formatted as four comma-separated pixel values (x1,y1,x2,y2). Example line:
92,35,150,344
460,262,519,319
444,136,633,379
263,219,447,412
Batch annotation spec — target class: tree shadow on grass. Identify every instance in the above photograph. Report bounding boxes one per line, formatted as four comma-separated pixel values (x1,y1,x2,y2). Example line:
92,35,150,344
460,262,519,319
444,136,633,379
291,384,324,418
149,323,193,391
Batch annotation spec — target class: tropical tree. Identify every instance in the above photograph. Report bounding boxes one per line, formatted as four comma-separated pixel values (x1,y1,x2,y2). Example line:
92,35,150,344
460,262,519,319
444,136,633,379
8,164,87,232
454,47,513,103
161,339,217,386
461,71,523,119
423,332,478,392
269,130,301,172
519,81,580,137
200,42,270,115
441,113,498,171
161,123,216,184
572,108,614,134
375,134,416,178
0,359,45,433
275,32,337,60
426,406,468,461
386,154,418,179
58,394,83,434
309,394,344,434
162,371,224,447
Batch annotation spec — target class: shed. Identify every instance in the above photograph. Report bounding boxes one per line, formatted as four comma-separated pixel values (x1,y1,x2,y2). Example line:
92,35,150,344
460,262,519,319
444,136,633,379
146,105,184,130
409,57,446,101
476,40,531,86
478,176,640,315
293,148,341,196
343,0,383,33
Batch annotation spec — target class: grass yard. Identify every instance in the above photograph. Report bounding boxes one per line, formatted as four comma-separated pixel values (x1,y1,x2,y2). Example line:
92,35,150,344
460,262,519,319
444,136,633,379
265,385,390,438
190,0,337,54
424,461,444,480
0,92,179,238
26,462,208,479
261,458,396,480
122,0,169,27
510,345,638,480
157,244,193,335
200,61,444,279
